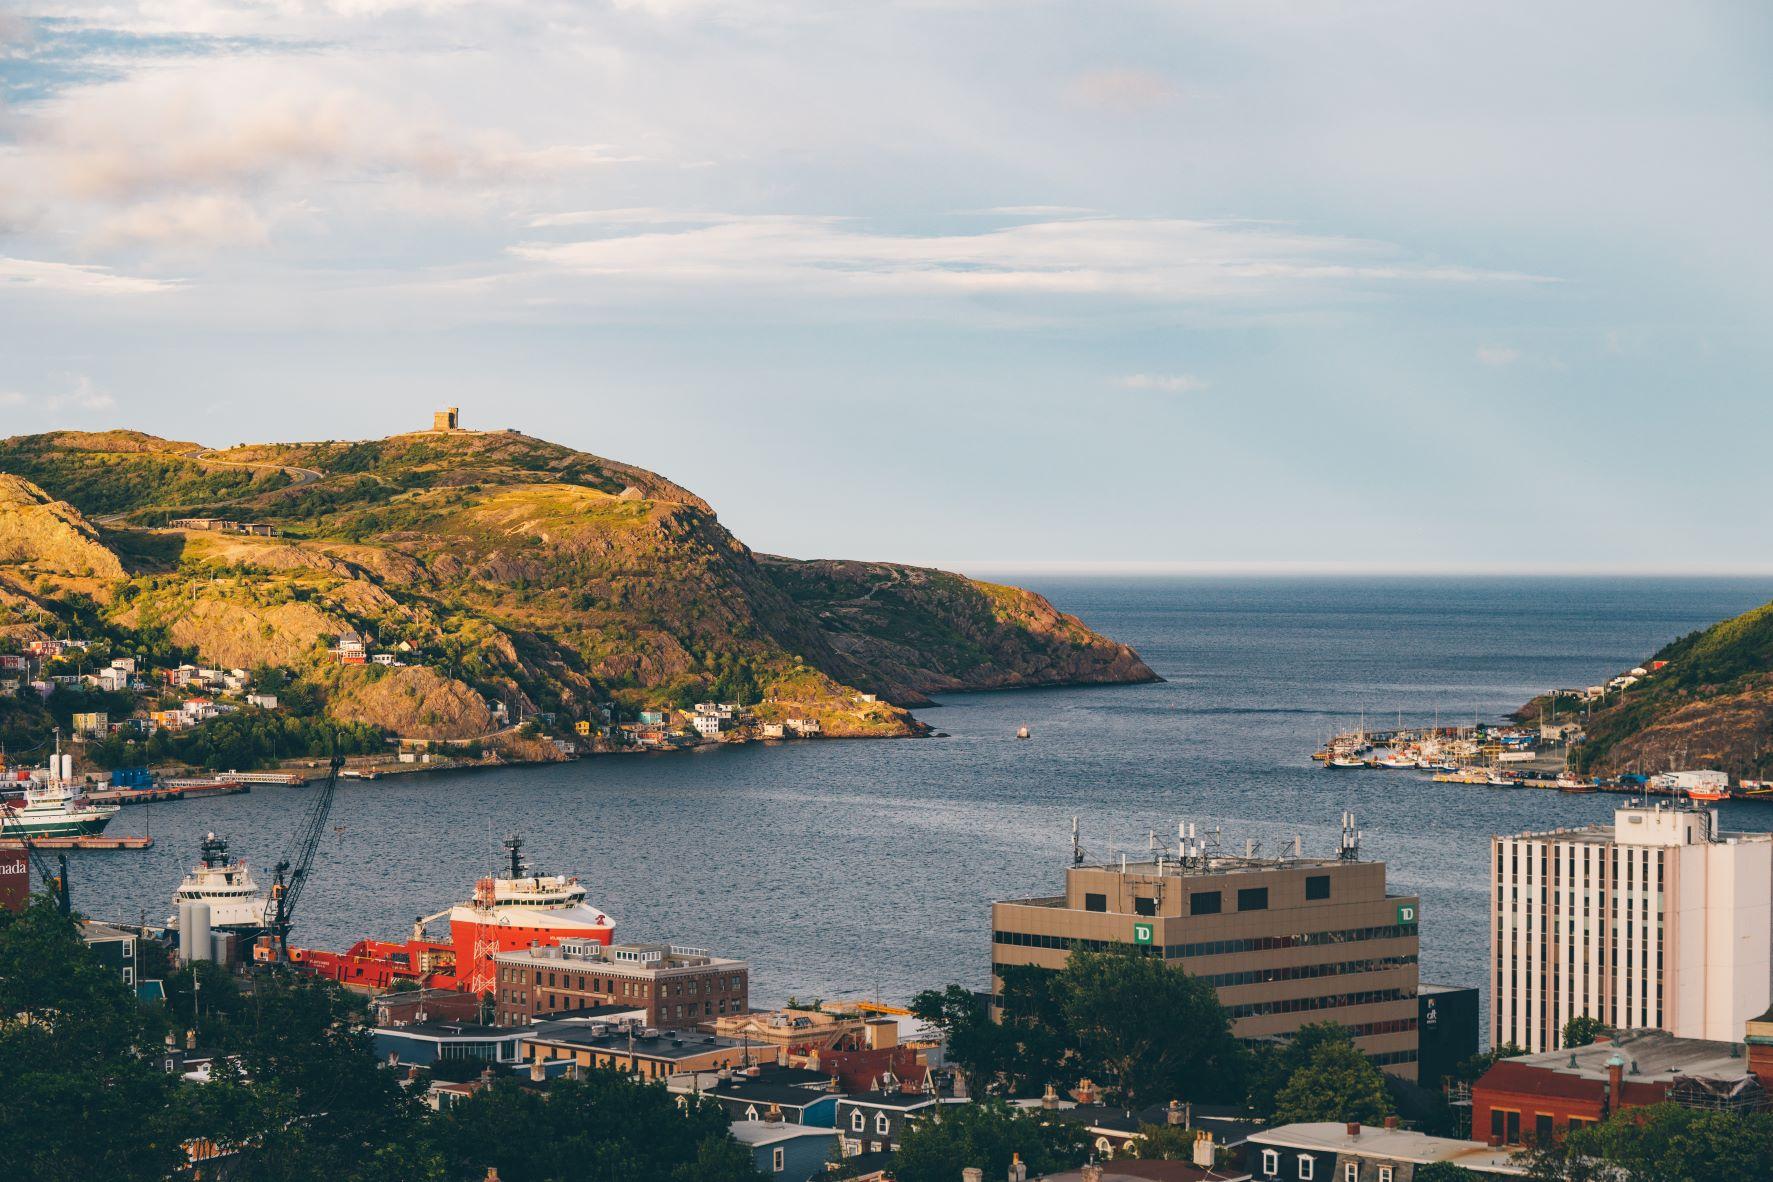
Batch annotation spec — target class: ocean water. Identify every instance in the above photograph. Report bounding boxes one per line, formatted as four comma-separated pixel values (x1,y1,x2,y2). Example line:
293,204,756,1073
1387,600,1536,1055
67,577,1773,1028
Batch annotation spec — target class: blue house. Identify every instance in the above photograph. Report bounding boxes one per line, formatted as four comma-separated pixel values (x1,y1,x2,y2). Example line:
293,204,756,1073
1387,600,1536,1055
730,1121,839,1182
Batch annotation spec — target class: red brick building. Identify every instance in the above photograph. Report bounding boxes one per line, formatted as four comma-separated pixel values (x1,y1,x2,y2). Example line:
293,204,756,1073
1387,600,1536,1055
492,940,748,1029
1472,1027,1771,1146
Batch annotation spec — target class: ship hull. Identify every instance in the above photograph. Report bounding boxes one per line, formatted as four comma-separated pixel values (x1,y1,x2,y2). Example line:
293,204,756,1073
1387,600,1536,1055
1,812,116,838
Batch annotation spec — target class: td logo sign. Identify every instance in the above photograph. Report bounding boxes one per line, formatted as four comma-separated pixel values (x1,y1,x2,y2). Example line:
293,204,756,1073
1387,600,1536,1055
1397,903,1418,925
1132,922,1155,945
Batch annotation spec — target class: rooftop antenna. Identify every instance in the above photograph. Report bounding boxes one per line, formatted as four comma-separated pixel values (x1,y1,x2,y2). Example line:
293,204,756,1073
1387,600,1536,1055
1339,810,1361,861
1071,817,1084,867
1290,834,1302,859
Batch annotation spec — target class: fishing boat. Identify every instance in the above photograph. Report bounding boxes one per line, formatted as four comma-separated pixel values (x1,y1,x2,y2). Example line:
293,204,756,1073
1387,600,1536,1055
1557,772,1596,794
1686,785,1729,803
1739,780,1773,800
1377,752,1419,770
1327,754,1368,769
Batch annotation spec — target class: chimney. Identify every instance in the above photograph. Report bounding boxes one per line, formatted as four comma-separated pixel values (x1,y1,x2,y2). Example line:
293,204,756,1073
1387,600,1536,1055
1041,1082,1060,1110
1081,1166,1103,1182
1192,1130,1215,1169
1008,1152,1027,1182
1605,1052,1625,1113
485,1170,499,1182
764,1103,784,1125
530,1060,546,1082
186,1028,197,1051
1074,1077,1098,1105
1346,1122,1361,1138
1383,1116,1400,1130
963,1170,984,1182
1167,1099,1186,1127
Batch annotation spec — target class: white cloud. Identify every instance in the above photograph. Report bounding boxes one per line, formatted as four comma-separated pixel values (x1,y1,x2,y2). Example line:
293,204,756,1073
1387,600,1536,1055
1064,68,1177,113
1118,372,1208,393
509,214,1552,304
1475,344,1522,366
0,257,175,294
1,373,117,414
91,194,272,250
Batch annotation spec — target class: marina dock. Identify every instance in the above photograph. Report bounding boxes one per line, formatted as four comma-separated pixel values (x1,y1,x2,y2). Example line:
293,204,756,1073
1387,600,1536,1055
88,780,250,806
0,833,154,850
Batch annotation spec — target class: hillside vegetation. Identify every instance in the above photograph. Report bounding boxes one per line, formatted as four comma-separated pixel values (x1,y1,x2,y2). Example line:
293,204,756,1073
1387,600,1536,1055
0,425,1154,750
1518,599,1773,776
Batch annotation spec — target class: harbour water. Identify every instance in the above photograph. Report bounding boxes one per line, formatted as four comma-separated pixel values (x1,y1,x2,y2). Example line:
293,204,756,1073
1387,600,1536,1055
69,576,1773,1026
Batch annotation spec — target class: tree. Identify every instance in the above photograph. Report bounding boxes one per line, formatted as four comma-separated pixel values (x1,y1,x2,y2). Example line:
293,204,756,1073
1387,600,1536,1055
428,1071,761,1182
1523,1103,1773,1182
890,1100,1087,1182
1413,1164,1483,1182
1132,1122,1204,1160
1246,1021,1360,1117
1272,1040,1392,1125
0,895,190,1182
1561,1014,1609,1049
1058,945,1245,1106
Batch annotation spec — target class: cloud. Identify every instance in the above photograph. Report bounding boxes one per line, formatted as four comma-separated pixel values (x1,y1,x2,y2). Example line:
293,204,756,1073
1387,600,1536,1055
1064,67,1177,113
0,256,175,294
509,214,1553,305
1118,372,1208,393
2,373,116,414
1475,344,1522,366
91,194,272,249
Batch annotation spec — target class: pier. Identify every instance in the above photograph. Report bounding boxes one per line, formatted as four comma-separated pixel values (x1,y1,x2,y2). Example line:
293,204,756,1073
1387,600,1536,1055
0,834,154,850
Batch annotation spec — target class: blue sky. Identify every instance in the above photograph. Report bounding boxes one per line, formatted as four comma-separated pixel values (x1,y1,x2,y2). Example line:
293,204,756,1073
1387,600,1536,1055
1,2,1769,573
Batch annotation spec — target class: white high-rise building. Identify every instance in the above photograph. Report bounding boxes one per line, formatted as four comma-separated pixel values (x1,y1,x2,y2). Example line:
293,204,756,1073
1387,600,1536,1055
1491,802,1772,1053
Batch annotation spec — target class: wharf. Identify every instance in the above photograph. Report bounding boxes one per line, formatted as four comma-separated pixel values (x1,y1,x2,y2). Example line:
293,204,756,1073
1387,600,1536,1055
89,780,250,805
0,834,154,850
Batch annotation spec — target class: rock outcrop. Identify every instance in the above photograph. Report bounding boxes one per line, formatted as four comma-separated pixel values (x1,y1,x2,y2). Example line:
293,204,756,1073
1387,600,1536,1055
0,474,125,579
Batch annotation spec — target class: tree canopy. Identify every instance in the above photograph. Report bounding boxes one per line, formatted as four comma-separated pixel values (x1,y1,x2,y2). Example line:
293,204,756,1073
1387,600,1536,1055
1523,1102,1773,1182
914,945,1245,1106
888,1099,1087,1182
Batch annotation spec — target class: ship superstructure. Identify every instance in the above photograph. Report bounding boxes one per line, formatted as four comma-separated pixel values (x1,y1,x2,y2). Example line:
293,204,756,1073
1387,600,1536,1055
168,833,269,930
290,835,613,995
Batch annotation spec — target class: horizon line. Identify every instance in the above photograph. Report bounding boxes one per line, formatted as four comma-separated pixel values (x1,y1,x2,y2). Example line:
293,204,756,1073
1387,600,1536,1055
905,560,1773,578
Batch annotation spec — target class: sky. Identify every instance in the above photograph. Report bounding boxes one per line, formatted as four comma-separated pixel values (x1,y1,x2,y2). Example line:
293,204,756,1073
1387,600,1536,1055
1,2,1770,574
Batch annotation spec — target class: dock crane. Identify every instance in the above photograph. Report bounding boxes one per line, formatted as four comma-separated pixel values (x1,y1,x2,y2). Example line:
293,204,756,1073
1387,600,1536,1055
260,753,345,965
0,807,70,915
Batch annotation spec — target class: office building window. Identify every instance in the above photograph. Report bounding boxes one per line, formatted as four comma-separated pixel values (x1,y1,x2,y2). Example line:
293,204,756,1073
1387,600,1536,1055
1238,887,1269,912
1084,892,1108,912
1306,874,1331,901
1134,896,1157,917
1190,891,1222,916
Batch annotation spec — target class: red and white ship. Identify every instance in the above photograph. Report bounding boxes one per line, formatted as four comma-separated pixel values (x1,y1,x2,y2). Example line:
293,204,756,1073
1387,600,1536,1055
286,836,613,994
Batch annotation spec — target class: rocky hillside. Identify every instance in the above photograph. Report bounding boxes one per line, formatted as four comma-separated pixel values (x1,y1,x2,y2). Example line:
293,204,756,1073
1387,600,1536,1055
0,426,1154,744
1517,599,1773,776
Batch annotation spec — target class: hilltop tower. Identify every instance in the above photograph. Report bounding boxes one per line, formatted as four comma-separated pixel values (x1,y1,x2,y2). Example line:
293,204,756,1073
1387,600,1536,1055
433,407,460,432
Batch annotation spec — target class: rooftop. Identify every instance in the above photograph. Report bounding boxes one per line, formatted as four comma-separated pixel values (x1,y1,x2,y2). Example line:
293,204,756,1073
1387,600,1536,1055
1502,1029,1751,1085
1249,1124,1525,1175
727,1121,839,1148
375,1021,518,1041
523,1026,757,1062
494,940,743,971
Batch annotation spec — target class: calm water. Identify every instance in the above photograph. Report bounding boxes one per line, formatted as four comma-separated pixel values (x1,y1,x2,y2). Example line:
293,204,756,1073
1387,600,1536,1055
69,577,1773,1027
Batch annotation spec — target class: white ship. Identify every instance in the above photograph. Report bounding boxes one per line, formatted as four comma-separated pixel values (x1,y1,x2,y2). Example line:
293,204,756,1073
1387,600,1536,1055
0,780,119,839
168,833,269,930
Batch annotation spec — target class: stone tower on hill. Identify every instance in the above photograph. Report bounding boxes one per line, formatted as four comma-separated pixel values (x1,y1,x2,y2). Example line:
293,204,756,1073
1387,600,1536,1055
433,407,460,432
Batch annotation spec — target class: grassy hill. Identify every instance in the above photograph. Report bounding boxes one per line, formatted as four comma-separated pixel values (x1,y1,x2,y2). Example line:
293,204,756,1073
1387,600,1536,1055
0,425,1155,751
1518,600,1773,776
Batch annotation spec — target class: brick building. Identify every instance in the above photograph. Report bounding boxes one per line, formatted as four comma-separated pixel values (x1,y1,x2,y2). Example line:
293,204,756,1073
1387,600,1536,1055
492,939,748,1028
1471,1027,1771,1147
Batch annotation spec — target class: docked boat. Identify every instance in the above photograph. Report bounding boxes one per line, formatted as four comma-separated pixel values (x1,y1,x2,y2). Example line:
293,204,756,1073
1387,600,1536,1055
1326,754,1367,769
1739,780,1773,800
168,833,269,931
0,780,119,839
291,835,614,995
1377,752,1420,770
1686,785,1729,803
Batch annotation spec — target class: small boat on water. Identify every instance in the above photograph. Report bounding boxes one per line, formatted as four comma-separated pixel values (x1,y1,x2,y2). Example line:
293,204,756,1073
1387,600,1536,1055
1327,754,1367,769
1486,773,1519,788
1687,785,1729,803
1016,726,1031,740
1377,752,1419,770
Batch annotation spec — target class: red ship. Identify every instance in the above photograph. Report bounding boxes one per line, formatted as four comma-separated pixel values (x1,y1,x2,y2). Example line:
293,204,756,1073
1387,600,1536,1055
286,836,614,994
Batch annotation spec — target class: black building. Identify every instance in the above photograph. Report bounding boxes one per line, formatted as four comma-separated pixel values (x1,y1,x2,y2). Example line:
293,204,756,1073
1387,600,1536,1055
1416,983,1479,1087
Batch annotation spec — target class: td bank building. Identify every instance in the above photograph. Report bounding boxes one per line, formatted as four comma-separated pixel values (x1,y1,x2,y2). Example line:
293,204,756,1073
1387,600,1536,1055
991,817,1424,1080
